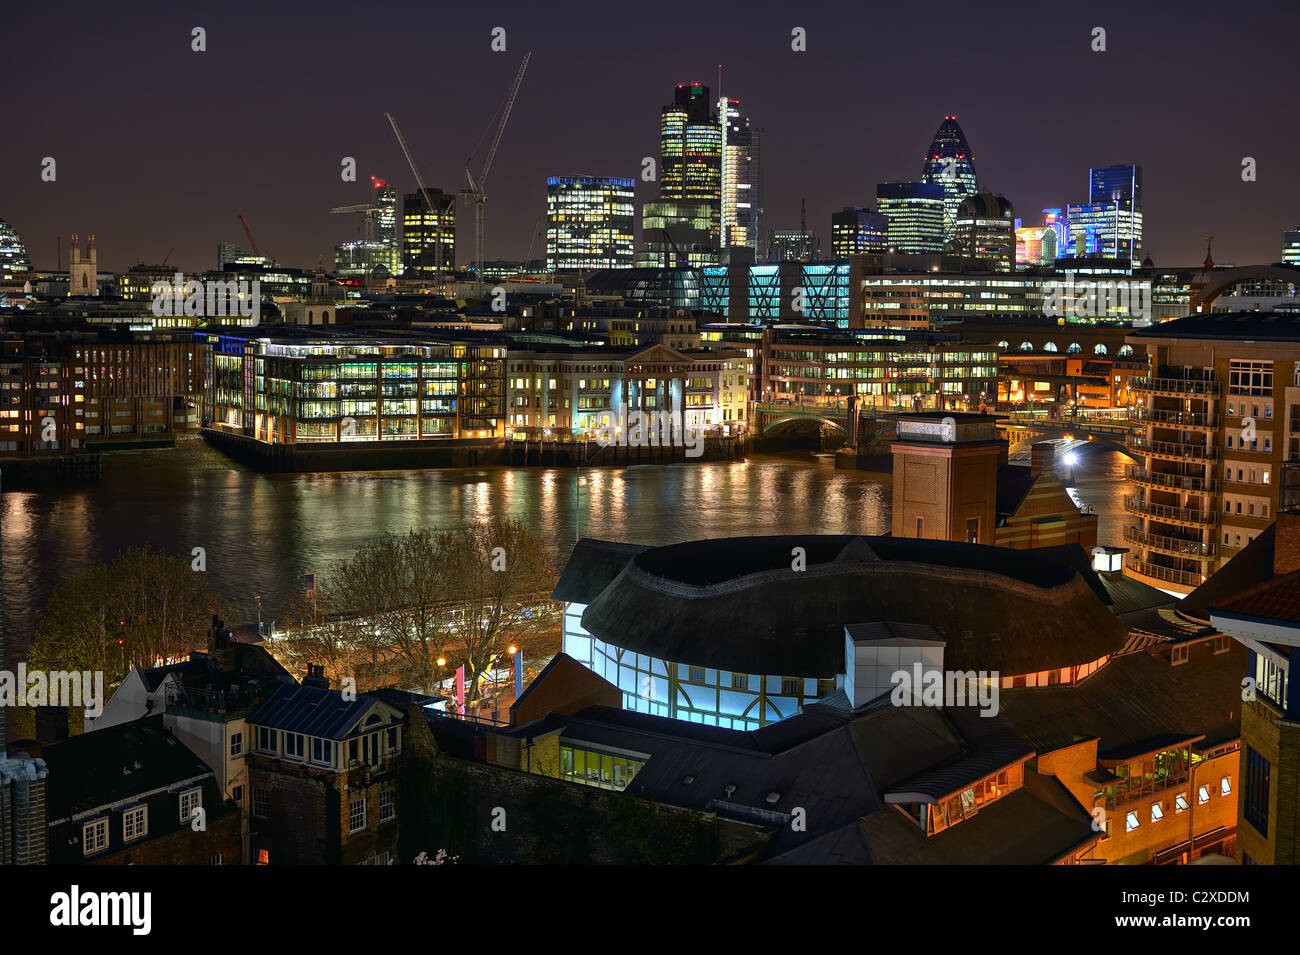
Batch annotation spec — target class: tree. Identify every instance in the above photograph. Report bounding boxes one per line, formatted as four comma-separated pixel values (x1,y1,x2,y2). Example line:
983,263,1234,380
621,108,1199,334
29,546,221,687
434,519,559,705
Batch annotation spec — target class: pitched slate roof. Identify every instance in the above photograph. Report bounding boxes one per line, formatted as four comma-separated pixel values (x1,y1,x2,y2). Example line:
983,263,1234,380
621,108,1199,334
1180,522,1277,623
246,683,400,740
858,770,1097,865
41,716,215,820
997,642,1245,759
505,697,1076,862
1212,568,1300,626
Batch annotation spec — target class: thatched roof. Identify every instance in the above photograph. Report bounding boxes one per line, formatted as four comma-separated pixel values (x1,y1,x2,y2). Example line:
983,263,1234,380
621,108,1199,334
571,535,1127,677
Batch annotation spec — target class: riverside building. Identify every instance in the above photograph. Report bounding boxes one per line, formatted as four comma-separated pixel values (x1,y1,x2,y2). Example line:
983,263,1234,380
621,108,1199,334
1124,312,1300,595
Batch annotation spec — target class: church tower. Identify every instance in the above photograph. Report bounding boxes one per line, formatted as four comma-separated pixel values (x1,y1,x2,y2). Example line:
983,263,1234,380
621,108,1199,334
68,233,98,297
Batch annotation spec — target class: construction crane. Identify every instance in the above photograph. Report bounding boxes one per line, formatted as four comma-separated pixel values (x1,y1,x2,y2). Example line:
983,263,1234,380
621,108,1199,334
330,204,379,241
386,112,448,283
518,217,543,278
237,215,274,265
460,52,531,294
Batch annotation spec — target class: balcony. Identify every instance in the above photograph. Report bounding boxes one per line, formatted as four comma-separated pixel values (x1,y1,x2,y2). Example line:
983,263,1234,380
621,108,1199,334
1123,525,1217,558
1124,554,1205,589
1129,436,1220,461
1132,376,1221,396
1123,496,1219,526
1125,465,1219,494
1133,408,1220,430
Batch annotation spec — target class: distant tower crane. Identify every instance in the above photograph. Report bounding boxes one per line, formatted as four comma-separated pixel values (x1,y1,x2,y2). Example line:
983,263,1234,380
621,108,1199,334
330,204,380,241
387,112,447,282
460,52,531,294
237,215,275,265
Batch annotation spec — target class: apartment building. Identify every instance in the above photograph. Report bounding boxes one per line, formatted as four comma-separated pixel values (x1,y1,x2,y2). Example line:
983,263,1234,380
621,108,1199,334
1124,313,1300,595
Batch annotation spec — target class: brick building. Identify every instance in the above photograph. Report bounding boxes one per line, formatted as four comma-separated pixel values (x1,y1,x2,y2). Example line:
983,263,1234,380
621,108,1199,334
244,676,406,865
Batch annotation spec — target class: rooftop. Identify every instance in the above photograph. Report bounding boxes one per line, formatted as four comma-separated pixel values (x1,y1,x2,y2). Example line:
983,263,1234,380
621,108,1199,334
1131,309,1300,343
558,535,1126,677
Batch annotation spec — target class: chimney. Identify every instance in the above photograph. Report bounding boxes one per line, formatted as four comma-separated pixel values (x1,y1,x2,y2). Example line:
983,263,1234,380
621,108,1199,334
1274,512,1300,576
1030,441,1055,477
303,664,330,690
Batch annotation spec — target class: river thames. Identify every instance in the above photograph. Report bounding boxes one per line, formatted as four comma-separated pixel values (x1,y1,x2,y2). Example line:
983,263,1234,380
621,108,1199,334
1,437,1129,657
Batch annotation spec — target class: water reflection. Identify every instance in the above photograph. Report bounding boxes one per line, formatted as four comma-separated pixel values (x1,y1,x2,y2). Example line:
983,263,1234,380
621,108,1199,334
1,443,1127,660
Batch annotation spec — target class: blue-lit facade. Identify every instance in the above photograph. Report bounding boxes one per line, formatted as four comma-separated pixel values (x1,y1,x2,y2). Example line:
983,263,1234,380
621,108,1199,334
919,116,979,240
562,602,824,729
698,263,851,327
831,206,889,257
1064,164,1142,261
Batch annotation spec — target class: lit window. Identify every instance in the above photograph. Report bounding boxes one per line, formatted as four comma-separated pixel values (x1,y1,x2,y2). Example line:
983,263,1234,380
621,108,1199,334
1221,776,1232,796
1125,811,1140,831
1175,793,1190,811
1198,785,1211,804
1150,802,1164,822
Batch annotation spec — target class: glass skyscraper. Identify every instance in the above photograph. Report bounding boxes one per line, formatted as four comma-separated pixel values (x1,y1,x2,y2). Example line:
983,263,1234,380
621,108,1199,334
545,176,635,271
401,188,456,276
646,83,723,261
919,116,979,240
0,218,31,279
831,206,889,256
718,97,761,255
876,182,946,254
1065,164,1143,261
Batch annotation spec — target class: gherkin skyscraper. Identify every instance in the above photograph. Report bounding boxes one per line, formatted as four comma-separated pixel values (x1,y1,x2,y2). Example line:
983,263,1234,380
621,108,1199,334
920,116,979,241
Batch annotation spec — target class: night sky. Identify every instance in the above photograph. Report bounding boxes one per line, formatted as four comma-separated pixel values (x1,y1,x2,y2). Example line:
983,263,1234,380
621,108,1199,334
5,0,1298,273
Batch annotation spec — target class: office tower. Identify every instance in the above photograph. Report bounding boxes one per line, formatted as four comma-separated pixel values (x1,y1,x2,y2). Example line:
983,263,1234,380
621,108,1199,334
546,177,635,271
644,82,723,264
949,193,1016,271
217,241,268,269
920,116,979,240
660,83,721,205
372,178,399,273
401,188,456,276
876,182,946,254
766,230,820,263
718,97,762,255
0,218,31,278
831,207,889,257
1066,164,1143,261
1283,227,1300,266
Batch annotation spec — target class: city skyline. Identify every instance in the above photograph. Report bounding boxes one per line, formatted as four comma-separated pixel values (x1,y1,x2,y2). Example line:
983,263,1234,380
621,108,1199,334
4,0,1299,273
